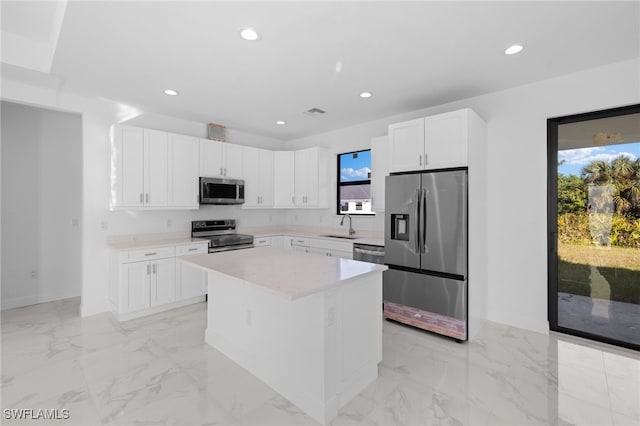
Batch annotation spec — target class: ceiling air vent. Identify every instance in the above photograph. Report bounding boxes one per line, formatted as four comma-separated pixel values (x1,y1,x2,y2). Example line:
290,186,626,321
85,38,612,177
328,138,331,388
304,107,326,116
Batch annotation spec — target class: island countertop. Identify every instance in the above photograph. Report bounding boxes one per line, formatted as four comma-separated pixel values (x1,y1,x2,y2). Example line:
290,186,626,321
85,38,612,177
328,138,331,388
180,247,387,300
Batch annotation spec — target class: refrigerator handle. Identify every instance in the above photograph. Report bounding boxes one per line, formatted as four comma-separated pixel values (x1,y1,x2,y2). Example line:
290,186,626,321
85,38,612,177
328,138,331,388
421,187,427,253
414,188,421,254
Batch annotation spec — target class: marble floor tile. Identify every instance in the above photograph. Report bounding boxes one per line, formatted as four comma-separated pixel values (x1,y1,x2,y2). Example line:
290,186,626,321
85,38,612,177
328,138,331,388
2,298,639,426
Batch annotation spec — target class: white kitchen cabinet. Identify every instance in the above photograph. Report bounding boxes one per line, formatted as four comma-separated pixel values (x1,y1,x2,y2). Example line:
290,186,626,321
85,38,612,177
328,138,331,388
388,109,475,173
168,133,199,208
294,147,328,208
176,243,208,301
150,257,176,307
282,235,296,250
111,125,200,210
274,151,295,208
308,238,353,259
388,118,425,173
254,236,272,247
119,256,175,314
243,147,275,208
370,135,389,212
270,236,284,248
110,242,208,321
125,261,152,312
111,125,168,209
200,138,244,179
424,110,469,169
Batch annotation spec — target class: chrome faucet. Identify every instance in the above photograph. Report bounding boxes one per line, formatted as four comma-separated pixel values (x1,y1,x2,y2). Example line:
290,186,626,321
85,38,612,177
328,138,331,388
340,213,356,236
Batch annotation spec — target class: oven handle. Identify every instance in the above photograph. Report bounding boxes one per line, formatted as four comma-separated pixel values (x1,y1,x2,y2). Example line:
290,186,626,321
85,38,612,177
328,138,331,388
208,244,255,253
354,247,385,257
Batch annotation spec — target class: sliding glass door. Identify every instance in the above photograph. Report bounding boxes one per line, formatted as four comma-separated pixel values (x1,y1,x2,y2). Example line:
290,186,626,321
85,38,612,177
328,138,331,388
548,104,640,350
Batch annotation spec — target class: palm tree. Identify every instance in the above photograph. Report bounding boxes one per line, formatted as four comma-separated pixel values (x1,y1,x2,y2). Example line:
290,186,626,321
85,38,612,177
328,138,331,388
582,154,640,217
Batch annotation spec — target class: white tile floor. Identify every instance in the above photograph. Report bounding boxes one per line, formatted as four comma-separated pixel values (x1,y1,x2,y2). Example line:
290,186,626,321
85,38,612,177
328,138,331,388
1,298,638,426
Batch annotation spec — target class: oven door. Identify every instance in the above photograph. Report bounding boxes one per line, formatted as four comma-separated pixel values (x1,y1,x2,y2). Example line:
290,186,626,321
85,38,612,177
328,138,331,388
200,177,245,204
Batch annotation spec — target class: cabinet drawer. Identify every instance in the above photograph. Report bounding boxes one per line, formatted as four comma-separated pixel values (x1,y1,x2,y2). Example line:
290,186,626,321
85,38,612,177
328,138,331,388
311,238,353,252
254,237,272,247
291,237,311,247
176,243,208,256
126,246,175,262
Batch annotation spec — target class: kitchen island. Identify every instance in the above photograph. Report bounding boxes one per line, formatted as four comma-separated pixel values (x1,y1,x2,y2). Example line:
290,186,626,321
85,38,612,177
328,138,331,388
180,247,386,424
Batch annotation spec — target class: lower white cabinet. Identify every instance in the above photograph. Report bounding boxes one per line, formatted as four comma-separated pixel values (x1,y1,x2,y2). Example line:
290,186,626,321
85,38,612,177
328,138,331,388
254,237,272,247
266,235,353,259
110,241,208,321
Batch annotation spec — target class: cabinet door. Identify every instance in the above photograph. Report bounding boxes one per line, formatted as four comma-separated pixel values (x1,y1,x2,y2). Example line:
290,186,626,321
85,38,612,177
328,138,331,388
243,147,261,207
112,125,144,207
282,236,295,250
294,149,308,206
151,258,175,307
200,138,223,177
144,129,168,207
260,150,275,206
223,144,244,178
305,148,320,206
270,236,284,248
274,151,295,207
168,133,199,208
425,110,468,169
388,118,425,173
254,237,272,247
370,136,389,212
176,262,206,300
126,261,151,312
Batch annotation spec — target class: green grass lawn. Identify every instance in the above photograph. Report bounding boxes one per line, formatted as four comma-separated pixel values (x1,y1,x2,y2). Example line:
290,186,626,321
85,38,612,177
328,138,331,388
558,243,640,304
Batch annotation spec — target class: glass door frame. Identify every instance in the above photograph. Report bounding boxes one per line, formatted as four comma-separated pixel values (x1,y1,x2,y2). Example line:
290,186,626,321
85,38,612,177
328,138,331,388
547,103,640,351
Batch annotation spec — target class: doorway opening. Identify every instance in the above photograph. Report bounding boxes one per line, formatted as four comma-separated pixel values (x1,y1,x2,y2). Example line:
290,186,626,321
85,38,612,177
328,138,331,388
548,104,640,350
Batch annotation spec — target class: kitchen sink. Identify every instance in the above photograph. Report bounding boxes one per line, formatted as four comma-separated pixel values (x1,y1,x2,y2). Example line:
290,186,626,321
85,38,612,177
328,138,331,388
321,234,359,240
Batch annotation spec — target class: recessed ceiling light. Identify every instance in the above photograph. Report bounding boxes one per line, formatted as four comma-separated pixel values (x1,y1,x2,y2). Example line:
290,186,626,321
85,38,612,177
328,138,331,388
164,89,178,96
240,28,259,41
505,44,524,55
360,92,373,98
276,120,286,125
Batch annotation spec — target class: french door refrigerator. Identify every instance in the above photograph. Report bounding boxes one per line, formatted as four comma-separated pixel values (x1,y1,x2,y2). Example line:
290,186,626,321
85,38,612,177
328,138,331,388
384,168,468,341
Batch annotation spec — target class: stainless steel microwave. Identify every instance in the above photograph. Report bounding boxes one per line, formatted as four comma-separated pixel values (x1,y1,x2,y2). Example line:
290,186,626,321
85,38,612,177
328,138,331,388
199,177,245,205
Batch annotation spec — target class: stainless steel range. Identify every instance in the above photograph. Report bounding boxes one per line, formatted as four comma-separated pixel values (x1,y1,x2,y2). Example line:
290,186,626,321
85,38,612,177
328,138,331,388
191,219,254,253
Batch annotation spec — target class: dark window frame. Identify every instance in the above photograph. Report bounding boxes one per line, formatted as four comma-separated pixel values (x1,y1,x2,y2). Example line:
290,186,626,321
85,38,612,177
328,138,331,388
547,103,640,352
336,149,375,216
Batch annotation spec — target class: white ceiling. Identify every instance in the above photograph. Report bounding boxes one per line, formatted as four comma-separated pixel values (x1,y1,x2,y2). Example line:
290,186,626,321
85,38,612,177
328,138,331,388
2,1,639,141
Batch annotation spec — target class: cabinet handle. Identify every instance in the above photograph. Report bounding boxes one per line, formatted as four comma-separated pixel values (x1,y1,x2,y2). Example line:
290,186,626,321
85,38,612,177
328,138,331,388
188,248,198,251
220,167,223,175
140,193,144,203
224,168,227,176
419,154,422,166
145,252,157,256
145,193,149,203
257,196,260,204
147,264,150,275
424,154,428,165
152,264,156,274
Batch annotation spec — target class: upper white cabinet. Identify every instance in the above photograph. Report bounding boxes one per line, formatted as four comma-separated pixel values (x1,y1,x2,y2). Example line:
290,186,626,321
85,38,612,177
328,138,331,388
274,151,295,208
388,118,425,173
111,125,199,210
168,133,199,208
370,135,389,212
243,147,275,208
294,147,328,208
199,138,244,179
388,109,475,173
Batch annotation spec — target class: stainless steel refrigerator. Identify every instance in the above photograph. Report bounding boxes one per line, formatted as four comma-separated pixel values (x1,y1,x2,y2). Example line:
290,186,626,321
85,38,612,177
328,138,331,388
384,169,468,341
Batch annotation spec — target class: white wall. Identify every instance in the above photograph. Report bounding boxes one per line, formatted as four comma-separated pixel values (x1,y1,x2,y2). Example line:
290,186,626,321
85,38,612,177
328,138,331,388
285,58,640,333
1,101,82,309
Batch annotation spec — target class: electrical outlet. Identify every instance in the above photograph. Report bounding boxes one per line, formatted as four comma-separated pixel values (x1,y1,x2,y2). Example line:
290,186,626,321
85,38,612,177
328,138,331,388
100,221,109,231
30,270,38,279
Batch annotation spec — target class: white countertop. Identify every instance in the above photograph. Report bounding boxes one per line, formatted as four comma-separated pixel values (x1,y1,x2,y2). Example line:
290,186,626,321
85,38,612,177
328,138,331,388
248,227,384,247
108,236,209,251
180,247,387,300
